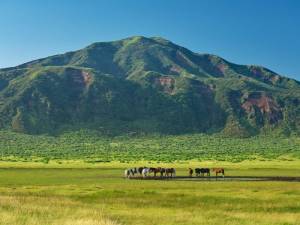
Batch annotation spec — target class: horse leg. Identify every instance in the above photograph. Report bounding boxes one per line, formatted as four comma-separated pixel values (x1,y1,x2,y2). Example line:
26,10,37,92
142,170,146,178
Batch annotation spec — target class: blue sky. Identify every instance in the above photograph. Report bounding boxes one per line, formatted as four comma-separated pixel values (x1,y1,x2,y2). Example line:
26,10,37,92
0,0,299,80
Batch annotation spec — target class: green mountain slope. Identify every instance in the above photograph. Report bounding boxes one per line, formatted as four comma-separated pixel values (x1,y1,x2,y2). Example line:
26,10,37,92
0,36,299,136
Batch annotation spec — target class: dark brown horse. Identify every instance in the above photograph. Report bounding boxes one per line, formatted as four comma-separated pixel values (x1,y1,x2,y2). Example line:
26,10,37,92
150,167,162,177
195,168,210,177
212,168,225,177
159,168,166,177
165,168,176,177
151,167,166,177
148,167,156,176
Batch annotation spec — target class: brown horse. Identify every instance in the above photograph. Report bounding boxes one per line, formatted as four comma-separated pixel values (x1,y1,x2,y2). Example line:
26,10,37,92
212,168,225,177
151,167,166,177
188,168,193,177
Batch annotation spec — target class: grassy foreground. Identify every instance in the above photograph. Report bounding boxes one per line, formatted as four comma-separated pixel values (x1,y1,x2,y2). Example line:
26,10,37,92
0,161,299,225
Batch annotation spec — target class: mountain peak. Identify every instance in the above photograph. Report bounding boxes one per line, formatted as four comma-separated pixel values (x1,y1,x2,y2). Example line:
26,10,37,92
0,37,299,136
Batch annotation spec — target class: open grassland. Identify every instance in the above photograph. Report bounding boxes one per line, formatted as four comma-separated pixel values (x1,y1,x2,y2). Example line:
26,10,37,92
0,163,299,225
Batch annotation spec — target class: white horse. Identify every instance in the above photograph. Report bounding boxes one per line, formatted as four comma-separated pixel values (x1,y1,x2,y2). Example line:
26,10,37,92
124,169,129,178
142,168,151,177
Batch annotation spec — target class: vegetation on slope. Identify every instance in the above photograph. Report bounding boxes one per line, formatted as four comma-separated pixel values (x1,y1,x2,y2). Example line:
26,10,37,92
0,36,300,136
0,131,299,163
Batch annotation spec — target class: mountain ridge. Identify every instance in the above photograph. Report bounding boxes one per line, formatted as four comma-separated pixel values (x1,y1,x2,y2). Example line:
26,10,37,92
6,36,296,81
0,36,299,136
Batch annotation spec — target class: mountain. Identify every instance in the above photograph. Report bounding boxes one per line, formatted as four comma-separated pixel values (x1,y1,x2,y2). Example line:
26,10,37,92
0,36,299,137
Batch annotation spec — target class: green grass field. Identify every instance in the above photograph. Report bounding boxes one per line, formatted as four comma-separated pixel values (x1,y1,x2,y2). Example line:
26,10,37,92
0,161,299,225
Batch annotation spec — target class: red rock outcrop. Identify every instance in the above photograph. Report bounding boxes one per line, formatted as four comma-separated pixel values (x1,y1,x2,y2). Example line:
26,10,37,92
242,93,282,124
155,76,175,94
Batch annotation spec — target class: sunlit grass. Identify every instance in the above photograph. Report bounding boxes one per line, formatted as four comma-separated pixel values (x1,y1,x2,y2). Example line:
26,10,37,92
0,195,120,225
0,164,299,225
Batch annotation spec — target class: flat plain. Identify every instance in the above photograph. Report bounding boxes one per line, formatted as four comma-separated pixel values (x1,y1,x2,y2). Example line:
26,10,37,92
0,161,299,225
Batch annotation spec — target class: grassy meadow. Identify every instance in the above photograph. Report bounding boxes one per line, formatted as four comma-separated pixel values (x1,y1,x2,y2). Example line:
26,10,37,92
0,161,299,225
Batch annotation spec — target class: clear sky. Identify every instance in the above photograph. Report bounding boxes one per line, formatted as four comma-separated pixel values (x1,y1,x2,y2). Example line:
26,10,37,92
0,0,299,80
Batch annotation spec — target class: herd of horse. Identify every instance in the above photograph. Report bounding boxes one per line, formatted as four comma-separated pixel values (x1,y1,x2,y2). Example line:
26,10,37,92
124,167,225,178
189,168,225,177
125,167,176,178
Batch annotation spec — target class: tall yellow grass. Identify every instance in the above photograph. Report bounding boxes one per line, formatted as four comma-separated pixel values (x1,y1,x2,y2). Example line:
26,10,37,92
0,195,120,225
